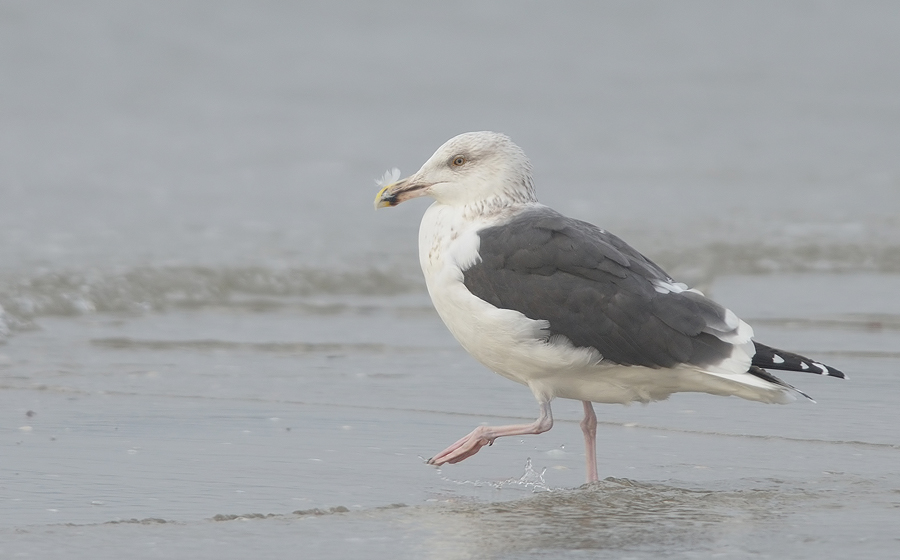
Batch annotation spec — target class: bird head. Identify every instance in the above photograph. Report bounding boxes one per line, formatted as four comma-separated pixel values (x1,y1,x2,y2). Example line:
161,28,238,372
374,131,537,209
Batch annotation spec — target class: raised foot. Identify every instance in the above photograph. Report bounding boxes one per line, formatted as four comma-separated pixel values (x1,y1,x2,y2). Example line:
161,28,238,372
426,404,554,467
427,426,494,466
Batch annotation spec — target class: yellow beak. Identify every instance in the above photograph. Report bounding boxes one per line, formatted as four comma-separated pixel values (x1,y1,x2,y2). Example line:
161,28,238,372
374,183,396,209
373,177,429,209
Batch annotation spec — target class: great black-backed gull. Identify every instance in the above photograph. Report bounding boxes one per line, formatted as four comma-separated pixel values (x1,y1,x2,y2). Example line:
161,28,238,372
374,131,845,483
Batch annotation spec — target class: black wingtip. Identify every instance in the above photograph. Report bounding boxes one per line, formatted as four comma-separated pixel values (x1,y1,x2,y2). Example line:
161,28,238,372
752,342,846,379
747,365,815,402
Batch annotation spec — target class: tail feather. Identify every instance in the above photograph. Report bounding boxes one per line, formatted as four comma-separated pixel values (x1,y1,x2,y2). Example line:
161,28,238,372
752,342,846,379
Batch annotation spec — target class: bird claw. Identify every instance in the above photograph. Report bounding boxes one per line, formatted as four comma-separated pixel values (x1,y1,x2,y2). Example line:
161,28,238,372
428,430,494,466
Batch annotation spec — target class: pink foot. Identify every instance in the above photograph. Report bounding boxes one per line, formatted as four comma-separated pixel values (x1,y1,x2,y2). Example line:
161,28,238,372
427,426,495,465
426,402,553,467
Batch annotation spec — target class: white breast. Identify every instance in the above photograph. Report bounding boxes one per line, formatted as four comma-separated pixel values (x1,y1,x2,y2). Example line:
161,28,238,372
417,203,602,398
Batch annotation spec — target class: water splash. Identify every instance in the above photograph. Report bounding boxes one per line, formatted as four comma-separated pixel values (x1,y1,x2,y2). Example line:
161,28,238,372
437,458,552,493
503,457,550,491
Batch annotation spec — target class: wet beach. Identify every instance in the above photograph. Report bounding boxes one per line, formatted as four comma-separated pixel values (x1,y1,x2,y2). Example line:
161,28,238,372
2,2,900,558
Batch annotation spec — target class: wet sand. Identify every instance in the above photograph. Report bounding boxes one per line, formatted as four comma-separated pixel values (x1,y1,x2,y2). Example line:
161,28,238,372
3,274,899,558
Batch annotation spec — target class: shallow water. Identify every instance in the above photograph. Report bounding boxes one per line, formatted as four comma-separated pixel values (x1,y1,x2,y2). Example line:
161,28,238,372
2,2,900,559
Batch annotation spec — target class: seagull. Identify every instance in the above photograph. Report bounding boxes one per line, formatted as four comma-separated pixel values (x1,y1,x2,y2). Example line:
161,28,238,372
374,131,845,483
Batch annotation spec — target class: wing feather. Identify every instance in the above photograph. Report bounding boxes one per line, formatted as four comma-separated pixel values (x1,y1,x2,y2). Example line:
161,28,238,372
463,208,738,369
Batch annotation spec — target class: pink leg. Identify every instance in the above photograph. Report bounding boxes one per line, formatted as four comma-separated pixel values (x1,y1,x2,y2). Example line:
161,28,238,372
581,401,599,483
427,402,553,466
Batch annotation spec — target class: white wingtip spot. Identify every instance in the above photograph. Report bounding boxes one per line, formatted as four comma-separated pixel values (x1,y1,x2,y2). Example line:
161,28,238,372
813,362,830,375
800,362,809,370
772,354,785,364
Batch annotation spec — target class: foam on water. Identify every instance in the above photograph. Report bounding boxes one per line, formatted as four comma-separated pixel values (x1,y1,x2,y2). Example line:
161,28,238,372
0,265,420,330
3,237,900,337
0,304,10,342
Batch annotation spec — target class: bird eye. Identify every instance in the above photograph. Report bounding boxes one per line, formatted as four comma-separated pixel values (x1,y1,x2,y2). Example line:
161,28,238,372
451,155,466,167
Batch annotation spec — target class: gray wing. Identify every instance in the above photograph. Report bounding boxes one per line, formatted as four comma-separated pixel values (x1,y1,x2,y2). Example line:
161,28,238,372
462,207,737,369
